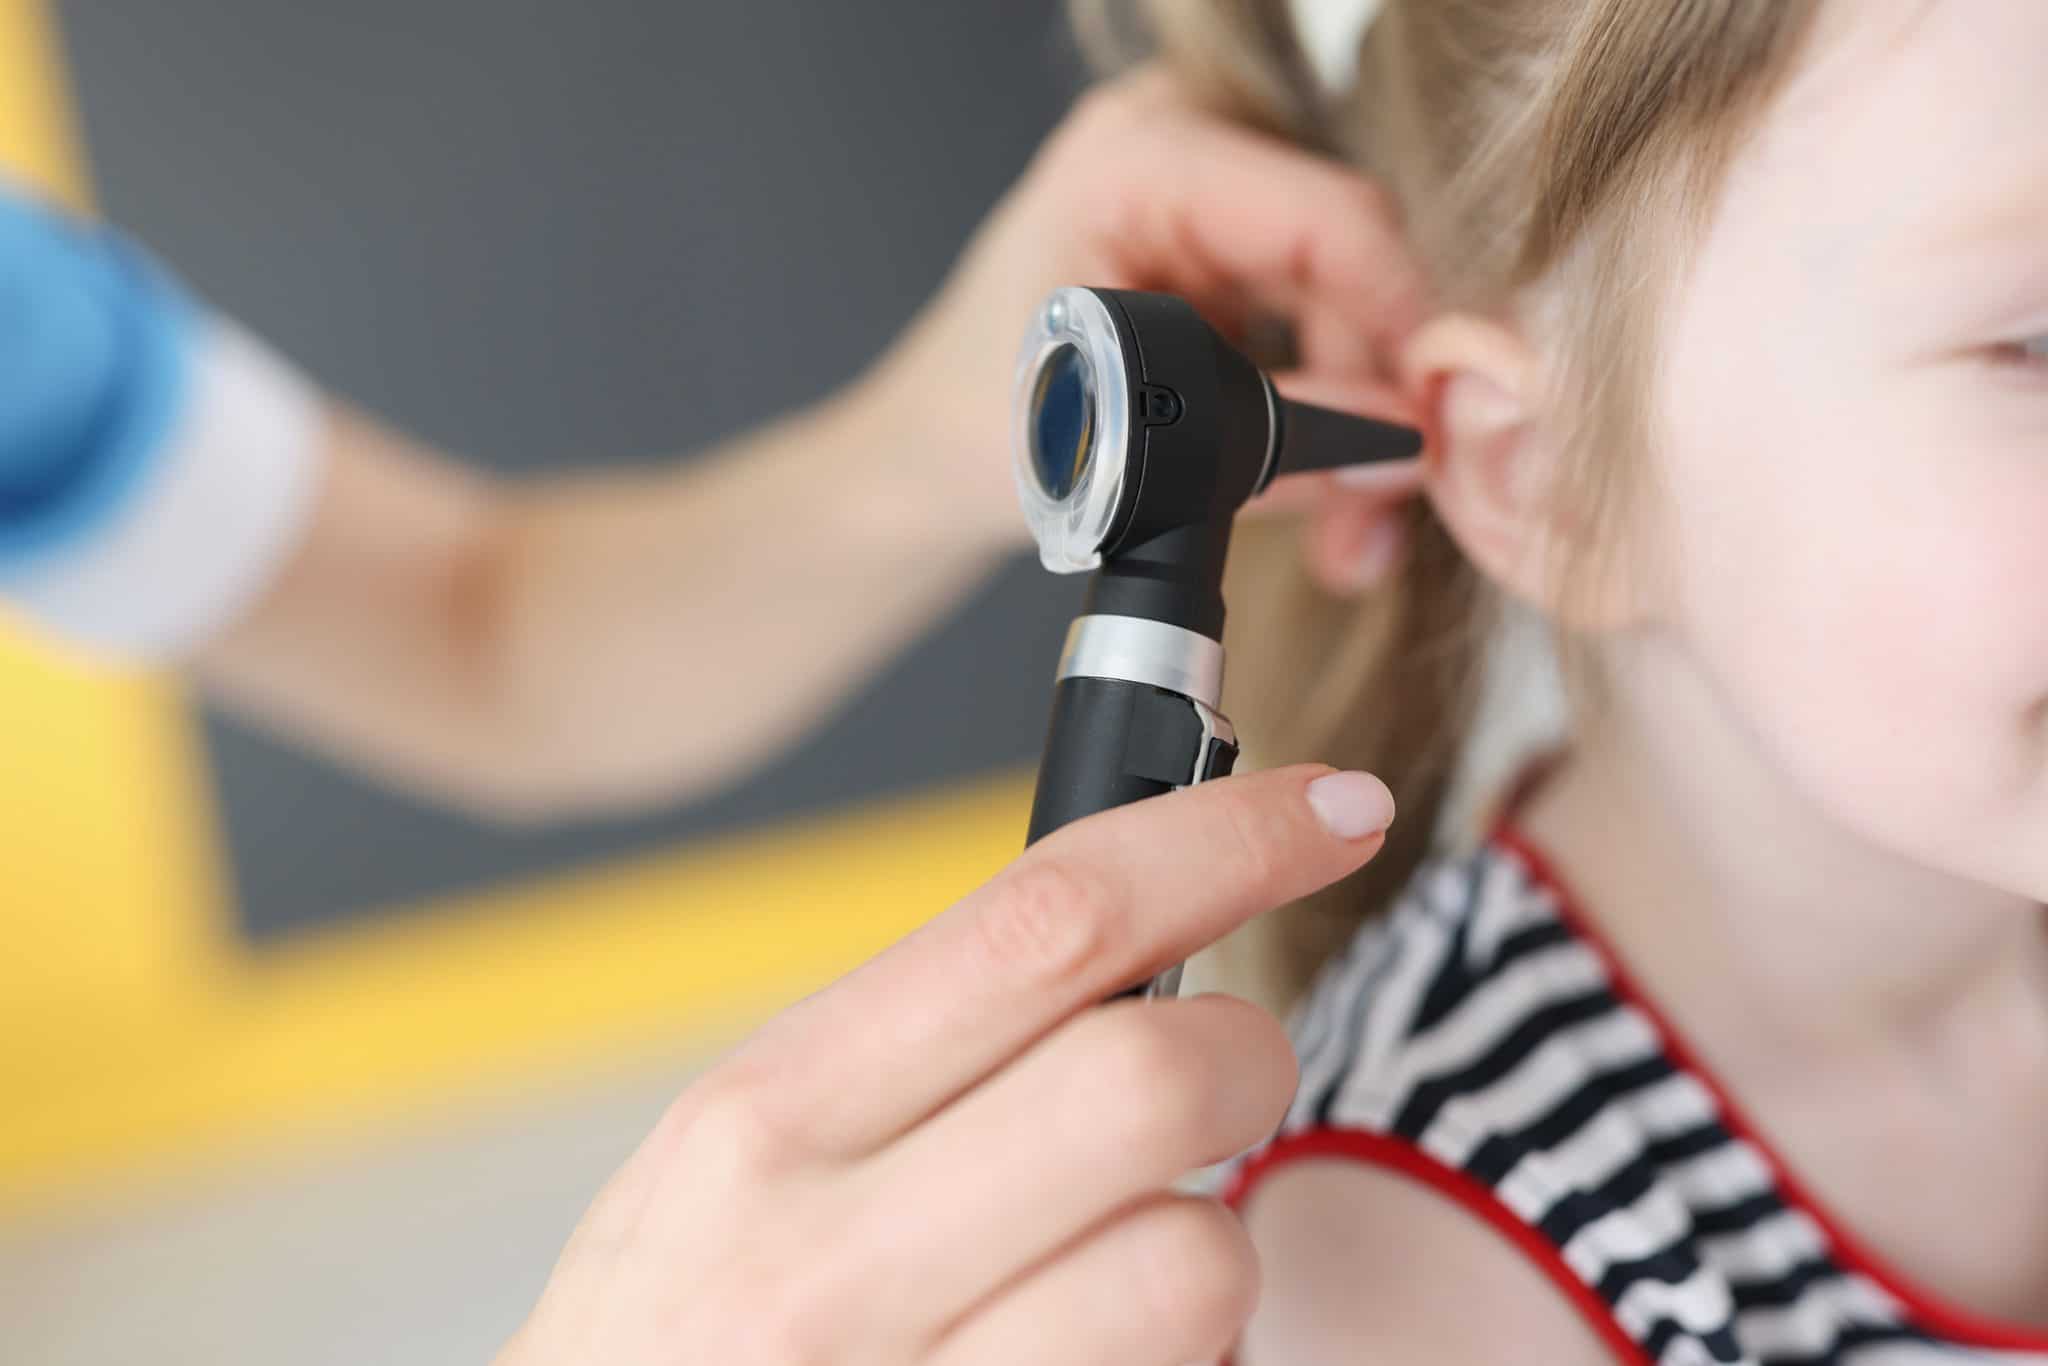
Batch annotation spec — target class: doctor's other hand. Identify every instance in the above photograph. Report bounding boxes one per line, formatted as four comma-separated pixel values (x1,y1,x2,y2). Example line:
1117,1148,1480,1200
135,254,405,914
857,68,1431,592
497,764,1395,1366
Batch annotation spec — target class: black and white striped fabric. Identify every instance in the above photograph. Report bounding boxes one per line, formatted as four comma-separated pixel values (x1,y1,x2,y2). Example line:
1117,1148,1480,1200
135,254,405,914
1217,833,2048,1365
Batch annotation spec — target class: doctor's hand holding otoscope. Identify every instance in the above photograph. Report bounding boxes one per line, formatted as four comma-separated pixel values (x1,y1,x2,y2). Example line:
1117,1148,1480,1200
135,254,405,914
497,73,1427,1366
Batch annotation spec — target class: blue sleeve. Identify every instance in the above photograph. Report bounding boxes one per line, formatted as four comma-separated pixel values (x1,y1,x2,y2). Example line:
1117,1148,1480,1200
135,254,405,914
0,185,196,573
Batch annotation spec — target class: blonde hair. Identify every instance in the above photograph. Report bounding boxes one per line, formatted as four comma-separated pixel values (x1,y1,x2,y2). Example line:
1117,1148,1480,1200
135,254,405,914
1076,0,1824,1012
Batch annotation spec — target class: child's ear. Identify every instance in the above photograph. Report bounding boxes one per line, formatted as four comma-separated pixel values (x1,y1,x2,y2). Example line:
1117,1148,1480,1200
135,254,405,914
1400,314,1639,631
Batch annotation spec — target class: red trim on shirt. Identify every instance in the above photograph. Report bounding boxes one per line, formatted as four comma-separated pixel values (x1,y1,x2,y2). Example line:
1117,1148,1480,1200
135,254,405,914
1217,1126,1653,1366
1491,821,2048,1355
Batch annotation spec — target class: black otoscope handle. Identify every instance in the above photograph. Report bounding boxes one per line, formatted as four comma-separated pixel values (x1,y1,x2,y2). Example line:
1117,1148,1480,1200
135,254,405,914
1025,674,1239,1000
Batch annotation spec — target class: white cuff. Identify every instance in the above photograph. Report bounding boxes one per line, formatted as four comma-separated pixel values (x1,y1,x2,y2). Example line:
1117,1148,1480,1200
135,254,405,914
5,318,326,660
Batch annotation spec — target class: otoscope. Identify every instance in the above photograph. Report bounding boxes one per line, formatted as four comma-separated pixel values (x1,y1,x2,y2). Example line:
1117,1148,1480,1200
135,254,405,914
1013,287,1423,1001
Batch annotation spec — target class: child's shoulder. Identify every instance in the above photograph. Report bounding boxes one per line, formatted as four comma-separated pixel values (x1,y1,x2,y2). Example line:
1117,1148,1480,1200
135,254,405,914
1215,837,1755,1362
1212,834,2018,1365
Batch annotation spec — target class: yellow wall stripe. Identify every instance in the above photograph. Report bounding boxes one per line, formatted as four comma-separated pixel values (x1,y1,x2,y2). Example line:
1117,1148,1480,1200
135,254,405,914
0,0,1040,1221
2,771,1033,1216
0,0,234,1091
0,0,85,209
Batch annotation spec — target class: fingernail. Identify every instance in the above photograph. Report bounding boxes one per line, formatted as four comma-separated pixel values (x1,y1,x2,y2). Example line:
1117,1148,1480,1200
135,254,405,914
1341,518,1406,591
1307,771,1396,840
1333,458,1420,489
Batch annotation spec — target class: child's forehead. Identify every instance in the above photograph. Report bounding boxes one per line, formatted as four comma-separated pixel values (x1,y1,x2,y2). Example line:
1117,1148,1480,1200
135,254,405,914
1736,0,2045,279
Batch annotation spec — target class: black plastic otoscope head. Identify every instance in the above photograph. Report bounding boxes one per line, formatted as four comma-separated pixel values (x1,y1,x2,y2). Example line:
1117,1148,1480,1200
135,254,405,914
1013,287,1422,639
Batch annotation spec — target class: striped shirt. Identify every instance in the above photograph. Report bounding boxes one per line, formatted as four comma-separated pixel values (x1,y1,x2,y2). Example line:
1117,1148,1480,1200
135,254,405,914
1216,828,2048,1364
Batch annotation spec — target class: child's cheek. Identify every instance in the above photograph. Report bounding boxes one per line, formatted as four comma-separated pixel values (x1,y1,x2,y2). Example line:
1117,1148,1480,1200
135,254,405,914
1643,143,2048,896
1884,422,2048,881
1672,392,2048,898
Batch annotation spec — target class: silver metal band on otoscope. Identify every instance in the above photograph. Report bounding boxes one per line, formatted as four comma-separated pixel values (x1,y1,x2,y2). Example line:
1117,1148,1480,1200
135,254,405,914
1056,614,1226,710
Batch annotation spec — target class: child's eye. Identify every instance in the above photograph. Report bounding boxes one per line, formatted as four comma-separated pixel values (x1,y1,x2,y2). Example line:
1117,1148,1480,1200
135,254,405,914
1993,334,2048,370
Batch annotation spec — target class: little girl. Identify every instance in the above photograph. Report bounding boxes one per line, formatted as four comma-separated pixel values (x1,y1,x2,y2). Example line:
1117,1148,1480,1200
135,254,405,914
1091,0,2048,1361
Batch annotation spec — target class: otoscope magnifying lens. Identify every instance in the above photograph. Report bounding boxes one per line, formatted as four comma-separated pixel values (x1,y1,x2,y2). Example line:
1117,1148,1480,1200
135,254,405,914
1029,342,1095,501
1012,287,1134,573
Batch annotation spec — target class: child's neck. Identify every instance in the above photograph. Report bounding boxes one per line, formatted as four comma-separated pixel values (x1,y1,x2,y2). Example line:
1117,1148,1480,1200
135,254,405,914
1516,640,2048,1072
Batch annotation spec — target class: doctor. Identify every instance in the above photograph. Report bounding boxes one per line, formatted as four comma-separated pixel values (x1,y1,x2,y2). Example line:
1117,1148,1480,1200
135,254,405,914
7,70,1422,1364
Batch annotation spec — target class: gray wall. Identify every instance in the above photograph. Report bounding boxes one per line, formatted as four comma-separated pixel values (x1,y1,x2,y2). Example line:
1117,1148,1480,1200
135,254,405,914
56,0,1092,936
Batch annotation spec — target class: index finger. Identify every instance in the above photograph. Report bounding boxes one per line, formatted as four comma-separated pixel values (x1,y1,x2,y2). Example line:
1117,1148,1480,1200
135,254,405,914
1094,100,1431,369
734,764,1393,1157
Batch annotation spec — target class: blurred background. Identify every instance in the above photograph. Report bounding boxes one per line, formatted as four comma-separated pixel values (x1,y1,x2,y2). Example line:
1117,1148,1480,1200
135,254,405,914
0,1,1092,1359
